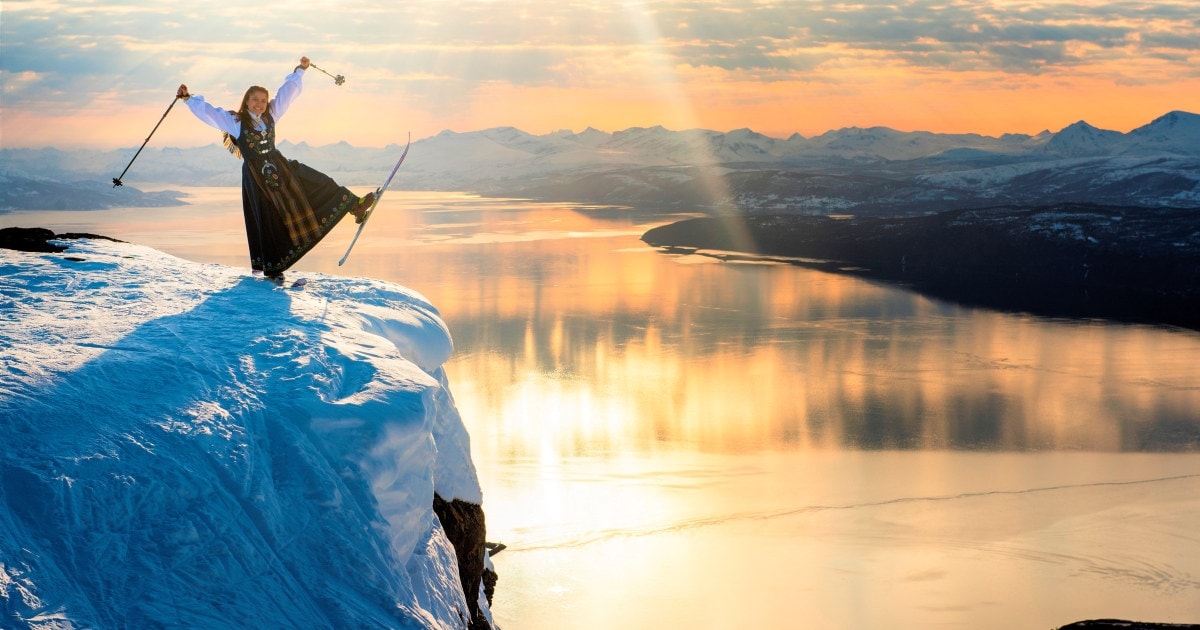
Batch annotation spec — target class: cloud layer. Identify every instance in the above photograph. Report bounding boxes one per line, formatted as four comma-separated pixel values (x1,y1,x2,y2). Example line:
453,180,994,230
2,0,1198,147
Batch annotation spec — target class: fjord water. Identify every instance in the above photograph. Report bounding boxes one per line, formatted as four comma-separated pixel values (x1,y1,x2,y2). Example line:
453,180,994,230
10,189,1200,628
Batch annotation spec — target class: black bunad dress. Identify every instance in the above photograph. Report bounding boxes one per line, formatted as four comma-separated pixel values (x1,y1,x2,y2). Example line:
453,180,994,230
231,116,359,275
184,68,360,276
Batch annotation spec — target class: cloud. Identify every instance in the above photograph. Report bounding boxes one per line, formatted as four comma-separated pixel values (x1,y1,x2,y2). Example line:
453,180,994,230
1,0,1196,146
5,1,1197,94
641,0,1196,77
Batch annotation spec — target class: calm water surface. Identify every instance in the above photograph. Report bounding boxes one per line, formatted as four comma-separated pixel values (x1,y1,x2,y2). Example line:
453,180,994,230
8,189,1200,629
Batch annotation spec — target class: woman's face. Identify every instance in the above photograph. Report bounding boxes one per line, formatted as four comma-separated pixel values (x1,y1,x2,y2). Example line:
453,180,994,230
246,90,268,116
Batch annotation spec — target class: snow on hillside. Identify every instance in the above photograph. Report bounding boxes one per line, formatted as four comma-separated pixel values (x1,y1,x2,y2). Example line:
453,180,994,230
1125,110,1200,156
0,239,491,629
3,110,1197,212
917,155,1200,205
1042,121,1126,157
799,126,1033,161
2,111,1196,188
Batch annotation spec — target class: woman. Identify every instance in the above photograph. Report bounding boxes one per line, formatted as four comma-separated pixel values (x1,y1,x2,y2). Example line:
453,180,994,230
177,56,375,281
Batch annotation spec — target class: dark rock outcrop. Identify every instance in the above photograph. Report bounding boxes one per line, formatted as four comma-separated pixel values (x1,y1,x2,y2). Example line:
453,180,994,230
1,227,123,253
1057,620,1200,629
433,494,493,630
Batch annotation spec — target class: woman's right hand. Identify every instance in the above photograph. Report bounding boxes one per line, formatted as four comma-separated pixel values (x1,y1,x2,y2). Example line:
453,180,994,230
176,84,190,99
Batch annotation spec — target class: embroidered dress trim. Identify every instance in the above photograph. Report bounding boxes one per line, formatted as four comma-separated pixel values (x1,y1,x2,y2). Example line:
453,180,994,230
235,115,358,274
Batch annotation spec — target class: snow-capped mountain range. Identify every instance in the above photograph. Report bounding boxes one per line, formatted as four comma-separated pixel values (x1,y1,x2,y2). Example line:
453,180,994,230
2,111,1197,213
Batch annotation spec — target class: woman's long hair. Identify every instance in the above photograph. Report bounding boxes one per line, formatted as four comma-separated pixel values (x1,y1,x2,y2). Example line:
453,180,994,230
222,85,270,159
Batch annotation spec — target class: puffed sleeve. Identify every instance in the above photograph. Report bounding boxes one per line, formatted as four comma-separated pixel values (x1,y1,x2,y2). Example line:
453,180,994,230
270,69,305,120
184,95,241,136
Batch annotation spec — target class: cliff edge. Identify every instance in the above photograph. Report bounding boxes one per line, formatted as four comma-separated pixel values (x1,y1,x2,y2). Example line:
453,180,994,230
1,235,494,629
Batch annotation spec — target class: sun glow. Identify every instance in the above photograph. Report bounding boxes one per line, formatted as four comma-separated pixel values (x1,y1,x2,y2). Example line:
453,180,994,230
2,0,1198,148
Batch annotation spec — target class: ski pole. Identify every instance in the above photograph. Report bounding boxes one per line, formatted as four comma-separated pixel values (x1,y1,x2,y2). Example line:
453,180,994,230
309,62,346,86
112,96,180,187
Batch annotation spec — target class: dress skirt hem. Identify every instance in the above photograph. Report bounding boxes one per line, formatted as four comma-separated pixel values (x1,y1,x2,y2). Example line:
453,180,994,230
240,153,358,275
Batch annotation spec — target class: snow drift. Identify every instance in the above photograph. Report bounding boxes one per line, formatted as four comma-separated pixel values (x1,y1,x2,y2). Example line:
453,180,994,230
0,238,492,629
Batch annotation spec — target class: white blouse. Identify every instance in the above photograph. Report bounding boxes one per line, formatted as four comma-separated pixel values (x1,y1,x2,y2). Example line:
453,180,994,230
184,68,305,136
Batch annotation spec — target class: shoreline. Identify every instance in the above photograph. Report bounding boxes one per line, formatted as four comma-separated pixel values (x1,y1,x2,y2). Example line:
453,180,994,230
643,203,1200,331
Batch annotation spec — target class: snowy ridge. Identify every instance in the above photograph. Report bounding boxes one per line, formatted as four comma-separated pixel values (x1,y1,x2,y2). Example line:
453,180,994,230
1041,121,1125,157
0,240,488,629
3,110,1197,212
915,155,1200,205
5,111,1196,190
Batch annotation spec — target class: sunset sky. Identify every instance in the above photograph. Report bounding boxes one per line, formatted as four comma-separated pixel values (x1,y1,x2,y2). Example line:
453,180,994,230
2,0,1198,149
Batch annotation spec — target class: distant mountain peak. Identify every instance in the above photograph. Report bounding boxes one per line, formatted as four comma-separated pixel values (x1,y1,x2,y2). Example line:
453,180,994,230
1125,110,1200,156
481,126,534,140
615,125,670,135
1152,110,1198,123
1044,120,1124,157
727,128,770,140
1135,110,1200,133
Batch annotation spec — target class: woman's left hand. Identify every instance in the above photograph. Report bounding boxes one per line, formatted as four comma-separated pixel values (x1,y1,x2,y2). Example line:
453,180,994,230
299,56,311,70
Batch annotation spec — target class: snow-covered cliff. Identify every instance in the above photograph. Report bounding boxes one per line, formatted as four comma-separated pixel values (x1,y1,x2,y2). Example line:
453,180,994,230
0,237,494,629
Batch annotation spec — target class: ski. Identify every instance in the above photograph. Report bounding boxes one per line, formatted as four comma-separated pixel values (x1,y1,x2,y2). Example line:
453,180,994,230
338,133,411,266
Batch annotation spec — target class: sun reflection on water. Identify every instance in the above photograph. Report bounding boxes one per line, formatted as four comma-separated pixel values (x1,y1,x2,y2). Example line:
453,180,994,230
372,196,1200,459
13,190,1200,629
13,190,1198,458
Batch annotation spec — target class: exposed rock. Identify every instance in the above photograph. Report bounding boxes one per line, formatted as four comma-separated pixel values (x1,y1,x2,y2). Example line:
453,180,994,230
1,227,65,252
1057,620,1200,629
0,226,123,253
433,494,492,630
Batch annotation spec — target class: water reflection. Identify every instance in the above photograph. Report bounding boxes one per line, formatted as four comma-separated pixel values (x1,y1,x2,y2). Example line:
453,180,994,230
331,194,1200,456
11,190,1200,628
447,271,1200,456
13,191,1198,456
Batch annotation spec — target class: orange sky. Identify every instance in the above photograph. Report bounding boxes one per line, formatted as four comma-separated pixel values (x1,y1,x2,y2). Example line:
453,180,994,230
2,1,1198,148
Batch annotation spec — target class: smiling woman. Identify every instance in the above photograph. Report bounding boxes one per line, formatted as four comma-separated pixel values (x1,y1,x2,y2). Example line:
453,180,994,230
175,57,377,280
